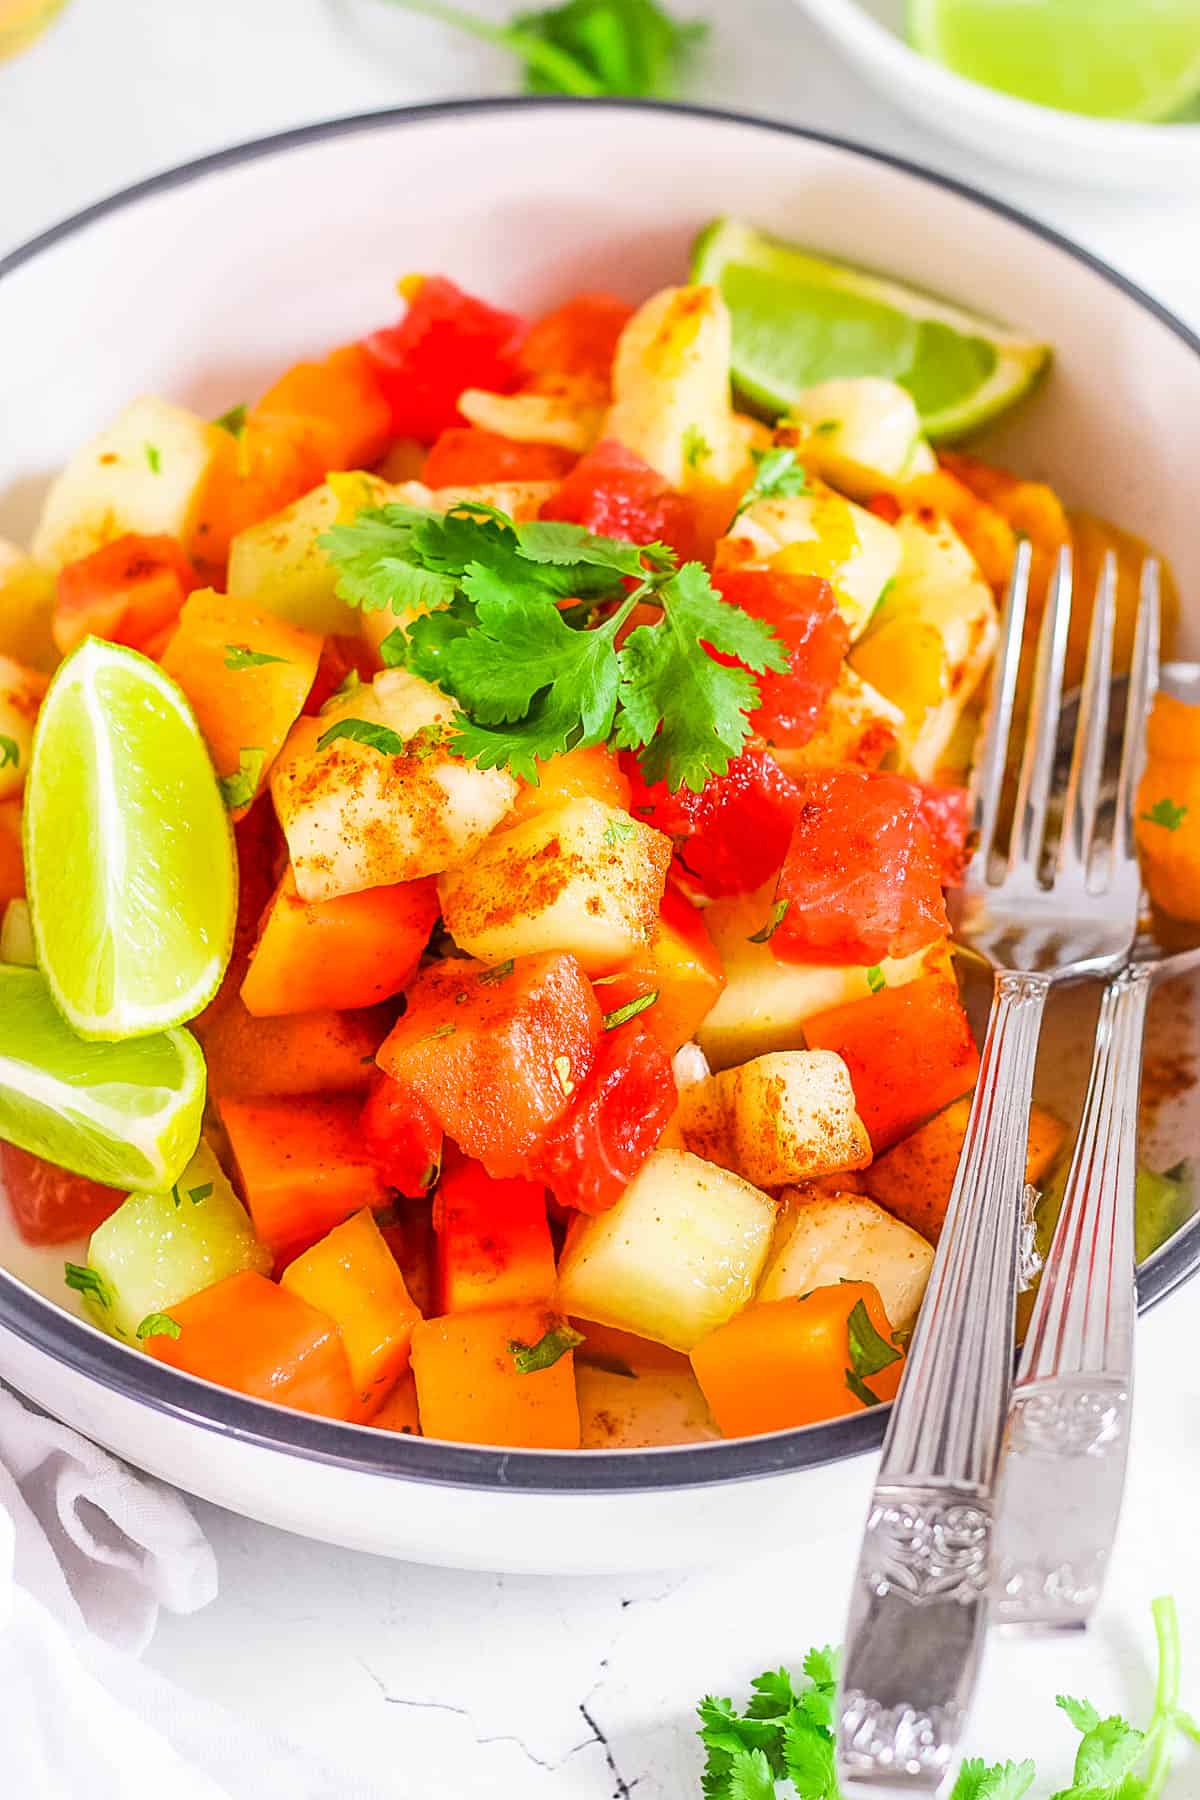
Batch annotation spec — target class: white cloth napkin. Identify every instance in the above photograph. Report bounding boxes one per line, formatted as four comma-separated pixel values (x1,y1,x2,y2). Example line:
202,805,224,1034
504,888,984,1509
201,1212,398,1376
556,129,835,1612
0,1382,391,1800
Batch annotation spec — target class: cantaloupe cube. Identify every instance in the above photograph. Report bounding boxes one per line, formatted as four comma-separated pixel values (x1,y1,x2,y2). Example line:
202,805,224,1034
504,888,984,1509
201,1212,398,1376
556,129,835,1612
410,1303,581,1448
32,397,229,569
271,667,517,900
758,1192,934,1332
281,1209,422,1413
437,798,671,976
556,1148,776,1352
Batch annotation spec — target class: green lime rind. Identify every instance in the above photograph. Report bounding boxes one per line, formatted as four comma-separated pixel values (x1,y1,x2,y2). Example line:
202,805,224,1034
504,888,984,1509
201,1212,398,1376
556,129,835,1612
909,0,1200,124
0,965,206,1190
24,638,236,1041
691,216,1050,442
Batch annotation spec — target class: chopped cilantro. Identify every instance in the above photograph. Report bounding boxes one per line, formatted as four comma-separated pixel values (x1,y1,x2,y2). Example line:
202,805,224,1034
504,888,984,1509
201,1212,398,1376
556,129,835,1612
747,899,789,944
603,815,637,846
553,1053,575,1097
188,1182,214,1205
0,734,18,770
847,1296,901,1379
422,1021,456,1042
144,442,161,474
731,447,810,524
866,964,886,994
1141,797,1188,832
477,958,515,985
316,717,408,757
64,1262,111,1308
136,1312,181,1341
213,403,248,437
508,1322,584,1373
377,627,408,668
683,423,713,468
813,419,840,435
603,989,658,1030
218,747,265,811
224,643,290,670
320,499,785,793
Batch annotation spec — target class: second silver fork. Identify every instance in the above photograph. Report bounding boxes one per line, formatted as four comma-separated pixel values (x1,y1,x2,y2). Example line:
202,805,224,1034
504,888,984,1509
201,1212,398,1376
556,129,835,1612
836,544,1158,1794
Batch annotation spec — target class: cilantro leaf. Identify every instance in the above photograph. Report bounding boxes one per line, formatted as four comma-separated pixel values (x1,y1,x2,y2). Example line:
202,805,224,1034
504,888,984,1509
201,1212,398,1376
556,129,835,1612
684,423,713,468
780,1712,838,1798
144,442,162,474
847,1298,901,1381
1059,1698,1103,1737
0,734,19,770
321,669,362,712
732,447,811,523
316,718,409,757
602,990,657,1030
616,562,786,791
319,508,461,614
950,1759,1036,1800
213,402,248,437
1140,797,1188,832
64,1262,111,1308
866,964,886,994
136,1312,181,1341
224,643,290,670
1065,1717,1146,1792
378,627,409,669
508,1322,584,1373
218,747,264,811
400,0,707,100
725,1747,777,1800
748,899,789,943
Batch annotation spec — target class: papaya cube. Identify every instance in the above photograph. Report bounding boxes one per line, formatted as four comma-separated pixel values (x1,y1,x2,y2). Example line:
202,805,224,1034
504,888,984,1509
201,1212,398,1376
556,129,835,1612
241,869,438,1016
256,343,391,473
804,973,981,1151
377,951,603,1179
599,883,725,1054
410,1302,581,1448
862,1096,1066,1244
53,532,198,657
159,589,322,818
556,1148,776,1352
437,798,672,977
220,1093,388,1261
691,1281,903,1437
504,745,631,827
281,1208,421,1413
433,1159,555,1312
143,1269,359,1419
370,1371,421,1435
194,996,391,1100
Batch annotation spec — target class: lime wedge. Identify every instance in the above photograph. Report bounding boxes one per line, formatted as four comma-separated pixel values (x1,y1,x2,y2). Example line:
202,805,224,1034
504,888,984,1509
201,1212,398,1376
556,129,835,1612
0,966,205,1189
691,217,1049,441
910,0,1200,122
24,639,236,1040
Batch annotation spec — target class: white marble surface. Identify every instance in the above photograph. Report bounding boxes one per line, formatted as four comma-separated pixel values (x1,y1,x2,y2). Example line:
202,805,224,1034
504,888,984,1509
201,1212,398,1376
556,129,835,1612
3,2,1200,1792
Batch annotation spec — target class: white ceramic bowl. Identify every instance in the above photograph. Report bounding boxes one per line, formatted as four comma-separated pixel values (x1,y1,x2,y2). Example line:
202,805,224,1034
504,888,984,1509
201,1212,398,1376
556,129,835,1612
794,0,1200,189
2,100,1200,1573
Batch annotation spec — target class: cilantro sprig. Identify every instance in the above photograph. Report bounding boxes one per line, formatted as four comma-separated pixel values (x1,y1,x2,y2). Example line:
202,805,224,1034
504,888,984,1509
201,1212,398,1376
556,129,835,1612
393,0,706,98
731,447,811,526
320,500,787,792
698,1600,1196,1800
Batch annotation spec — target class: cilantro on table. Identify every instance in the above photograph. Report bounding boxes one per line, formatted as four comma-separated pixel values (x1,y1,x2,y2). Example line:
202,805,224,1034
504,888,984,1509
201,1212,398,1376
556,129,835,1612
697,1599,1198,1799
319,499,787,792
393,0,706,98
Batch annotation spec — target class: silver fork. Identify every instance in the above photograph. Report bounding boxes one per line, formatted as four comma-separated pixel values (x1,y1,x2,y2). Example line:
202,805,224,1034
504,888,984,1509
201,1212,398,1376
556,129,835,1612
993,565,1161,1629
836,544,1157,1794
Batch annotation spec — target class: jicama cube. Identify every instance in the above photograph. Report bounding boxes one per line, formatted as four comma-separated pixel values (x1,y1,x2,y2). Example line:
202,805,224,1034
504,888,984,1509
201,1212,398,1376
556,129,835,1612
437,798,672,976
458,386,604,454
850,511,998,781
85,1139,271,1343
281,1209,422,1414
556,1148,776,1352
0,656,47,801
410,1303,581,1449
32,396,228,569
716,488,901,640
226,480,364,635
862,1096,1067,1244
696,880,941,1071
715,1050,872,1189
759,1193,934,1332
781,378,936,499
602,285,746,488
271,667,517,900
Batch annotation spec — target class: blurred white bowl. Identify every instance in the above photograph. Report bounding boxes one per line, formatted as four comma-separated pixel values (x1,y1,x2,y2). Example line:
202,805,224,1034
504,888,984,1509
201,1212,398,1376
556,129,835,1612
795,0,1200,188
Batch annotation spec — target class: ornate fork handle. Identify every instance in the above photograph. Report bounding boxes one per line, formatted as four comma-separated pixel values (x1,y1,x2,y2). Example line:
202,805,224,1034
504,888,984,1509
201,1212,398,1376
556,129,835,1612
992,962,1150,1627
838,970,1050,1791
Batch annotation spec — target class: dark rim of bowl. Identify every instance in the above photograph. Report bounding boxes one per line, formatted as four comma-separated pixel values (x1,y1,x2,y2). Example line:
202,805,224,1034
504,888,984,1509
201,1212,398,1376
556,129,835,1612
2,96,1199,1495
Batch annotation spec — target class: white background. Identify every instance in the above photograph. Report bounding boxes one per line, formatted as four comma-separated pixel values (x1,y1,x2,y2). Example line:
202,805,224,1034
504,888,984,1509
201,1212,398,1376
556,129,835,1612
3,3,1200,1794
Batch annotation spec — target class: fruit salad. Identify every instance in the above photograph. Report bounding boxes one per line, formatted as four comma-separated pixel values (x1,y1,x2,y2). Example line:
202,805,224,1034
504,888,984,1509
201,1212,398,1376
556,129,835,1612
0,226,1182,1450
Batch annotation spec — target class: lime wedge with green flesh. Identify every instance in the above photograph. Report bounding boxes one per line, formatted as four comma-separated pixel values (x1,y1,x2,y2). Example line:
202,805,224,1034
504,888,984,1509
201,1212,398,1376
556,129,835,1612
910,0,1200,122
0,965,205,1189
24,639,236,1040
691,217,1050,442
